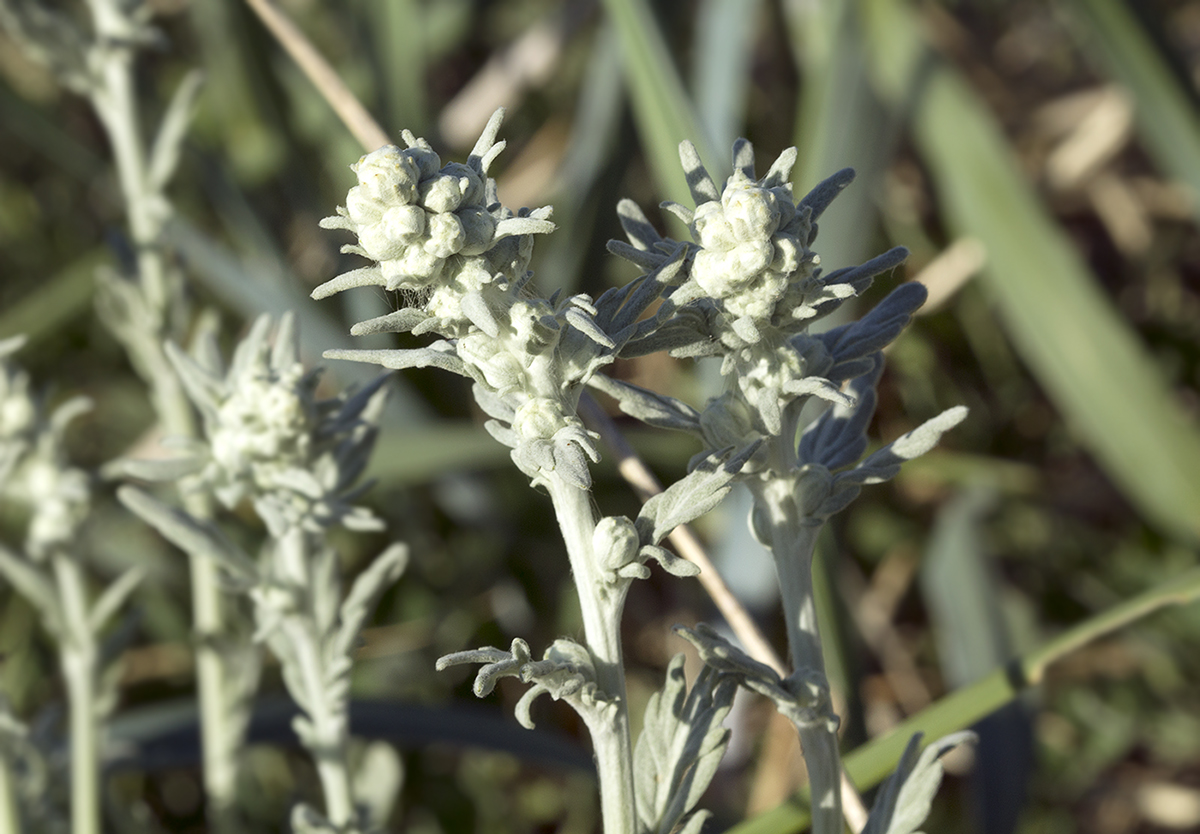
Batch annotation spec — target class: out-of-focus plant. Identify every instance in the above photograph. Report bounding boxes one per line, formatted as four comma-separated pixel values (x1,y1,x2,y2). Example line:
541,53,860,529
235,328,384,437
120,313,406,834
0,336,141,834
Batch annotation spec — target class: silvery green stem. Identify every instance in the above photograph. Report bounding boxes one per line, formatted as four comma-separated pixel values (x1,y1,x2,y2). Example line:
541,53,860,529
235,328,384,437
51,554,99,834
0,759,17,834
278,529,356,828
748,475,842,834
544,475,635,834
84,2,241,823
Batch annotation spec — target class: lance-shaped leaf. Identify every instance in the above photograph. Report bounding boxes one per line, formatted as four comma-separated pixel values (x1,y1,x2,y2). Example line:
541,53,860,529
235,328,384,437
349,308,430,337
798,167,856,223
88,566,146,632
329,544,408,672
799,355,885,471
816,281,926,371
117,486,256,585
817,246,910,302
862,731,977,834
633,653,737,834
322,344,468,377
635,442,761,545
0,544,62,637
148,70,204,193
839,406,969,487
588,374,703,432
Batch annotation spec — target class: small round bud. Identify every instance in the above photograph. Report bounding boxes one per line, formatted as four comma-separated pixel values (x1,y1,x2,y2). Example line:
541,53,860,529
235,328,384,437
593,516,640,572
425,212,465,258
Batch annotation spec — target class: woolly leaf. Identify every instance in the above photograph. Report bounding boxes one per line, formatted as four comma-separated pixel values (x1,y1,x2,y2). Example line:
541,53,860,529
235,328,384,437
588,375,702,432
117,486,257,584
88,566,145,632
863,732,977,834
633,654,737,834
0,544,61,636
331,544,408,669
636,443,759,544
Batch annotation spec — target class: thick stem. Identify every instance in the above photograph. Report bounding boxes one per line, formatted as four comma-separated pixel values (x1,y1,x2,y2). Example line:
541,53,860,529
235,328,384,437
544,476,635,834
53,555,99,834
749,475,843,834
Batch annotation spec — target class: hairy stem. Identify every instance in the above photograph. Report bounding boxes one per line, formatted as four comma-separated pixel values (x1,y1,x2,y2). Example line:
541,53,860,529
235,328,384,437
545,475,635,834
52,554,99,834
749,475,843,834
86,2,241,825
0,757,17,834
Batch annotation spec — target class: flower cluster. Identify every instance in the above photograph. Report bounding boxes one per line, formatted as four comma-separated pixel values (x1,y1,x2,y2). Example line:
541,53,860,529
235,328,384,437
608,140,957,477
125,314,386,535
315,109,638,490
0,337,91,560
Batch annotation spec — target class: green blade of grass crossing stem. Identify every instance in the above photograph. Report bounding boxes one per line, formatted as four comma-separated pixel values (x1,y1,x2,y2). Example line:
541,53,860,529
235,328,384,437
601,0,722,209
729,564,1200,834
1064,0,1200,220
860,0,1200,544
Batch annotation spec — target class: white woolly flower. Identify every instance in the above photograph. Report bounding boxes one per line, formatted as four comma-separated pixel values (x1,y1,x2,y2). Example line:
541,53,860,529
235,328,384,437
686,164,812,320
128,314,386,535
315,109,555,303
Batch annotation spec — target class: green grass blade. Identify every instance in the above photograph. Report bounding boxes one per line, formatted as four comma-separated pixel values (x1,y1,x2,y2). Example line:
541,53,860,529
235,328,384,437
692,0,764,151
1064,0,1200,220
601,0,722,207
729,565,1200,834
785,1,895,275
860,0,1200,544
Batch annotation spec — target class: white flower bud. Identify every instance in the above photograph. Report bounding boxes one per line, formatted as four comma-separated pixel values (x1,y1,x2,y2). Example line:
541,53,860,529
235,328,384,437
345,186,383,226
458,207,498,255
512,398,567,440
354,146,420,205
442,163,486,205
692,201,736,251
424,212,465,258
593,516,640,572
723,183,779,243
419,173,468,214
405,146,442,181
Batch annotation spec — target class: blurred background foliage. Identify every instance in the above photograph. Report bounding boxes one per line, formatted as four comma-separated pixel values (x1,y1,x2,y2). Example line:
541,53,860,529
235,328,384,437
1,0,1200,832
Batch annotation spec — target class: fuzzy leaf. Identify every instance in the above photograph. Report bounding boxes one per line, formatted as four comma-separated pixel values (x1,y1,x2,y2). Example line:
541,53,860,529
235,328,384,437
817,281,926,369
116,453,205,483
636,444,759,545
839,406,969,488
799,355,885,470
117,486,256,584
349,308,429,337
633,654,737,834
88,566,145,632
148,70,204,193
863,732,977,834
0,544,61,636
588,375,702,432
639,545,700,578
323,344,468,377
310,266,386,300
330,544,408,668
798,167,856,222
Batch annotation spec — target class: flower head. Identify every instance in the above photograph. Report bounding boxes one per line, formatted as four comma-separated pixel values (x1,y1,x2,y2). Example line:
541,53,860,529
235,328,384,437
128,314,386,535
